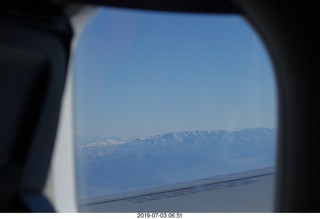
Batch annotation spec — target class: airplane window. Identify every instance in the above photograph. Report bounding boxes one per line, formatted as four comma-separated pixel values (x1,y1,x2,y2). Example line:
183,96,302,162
73,7,277,212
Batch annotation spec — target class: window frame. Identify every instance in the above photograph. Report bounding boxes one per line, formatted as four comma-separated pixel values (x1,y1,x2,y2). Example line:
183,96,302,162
52,0,320,212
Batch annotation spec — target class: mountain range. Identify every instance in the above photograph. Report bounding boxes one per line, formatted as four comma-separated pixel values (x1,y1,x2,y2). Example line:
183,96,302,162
76,128,276,198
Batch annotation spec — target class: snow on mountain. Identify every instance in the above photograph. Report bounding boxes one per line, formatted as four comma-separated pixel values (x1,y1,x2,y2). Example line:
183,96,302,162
76,128,276,199
75,135,132,147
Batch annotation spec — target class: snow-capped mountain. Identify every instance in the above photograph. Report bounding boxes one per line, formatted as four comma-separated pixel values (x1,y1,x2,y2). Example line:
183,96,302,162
75,135,133,147
76,128,276,199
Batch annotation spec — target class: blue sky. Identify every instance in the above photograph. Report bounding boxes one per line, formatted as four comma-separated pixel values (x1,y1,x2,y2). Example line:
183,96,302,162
73,7,277,138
